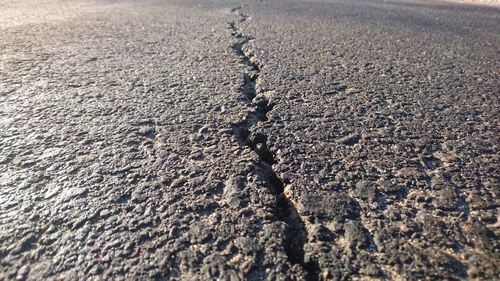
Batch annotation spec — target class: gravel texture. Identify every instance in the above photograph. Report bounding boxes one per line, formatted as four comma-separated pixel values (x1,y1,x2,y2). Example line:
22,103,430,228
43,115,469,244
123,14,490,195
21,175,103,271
0,0,498,280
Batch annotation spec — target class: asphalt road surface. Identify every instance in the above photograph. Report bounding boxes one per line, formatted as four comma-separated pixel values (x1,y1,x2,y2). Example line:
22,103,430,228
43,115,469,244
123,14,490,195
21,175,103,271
0,0,498,280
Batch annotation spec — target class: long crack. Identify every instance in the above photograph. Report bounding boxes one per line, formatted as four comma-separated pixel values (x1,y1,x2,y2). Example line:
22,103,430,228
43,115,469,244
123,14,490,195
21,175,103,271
228,9,320,281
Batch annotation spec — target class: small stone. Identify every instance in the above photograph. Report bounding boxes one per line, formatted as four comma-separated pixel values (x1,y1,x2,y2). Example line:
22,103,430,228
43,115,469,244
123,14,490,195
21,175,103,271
198,125,209,134
400,225,410,233
396,167,421,178
44,185,62,199
346,87,361,94
433,151,458,163
353,180,377,202
15,265,30,281
338,133,360,145
432,187,457,210
59,187,88,202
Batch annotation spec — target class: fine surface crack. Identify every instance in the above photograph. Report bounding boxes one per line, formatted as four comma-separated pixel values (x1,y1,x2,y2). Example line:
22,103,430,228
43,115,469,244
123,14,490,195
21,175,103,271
227,9,320,281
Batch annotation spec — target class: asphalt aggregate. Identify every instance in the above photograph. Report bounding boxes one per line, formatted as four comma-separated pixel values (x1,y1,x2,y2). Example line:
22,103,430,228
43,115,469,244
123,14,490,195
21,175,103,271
0,0,498,280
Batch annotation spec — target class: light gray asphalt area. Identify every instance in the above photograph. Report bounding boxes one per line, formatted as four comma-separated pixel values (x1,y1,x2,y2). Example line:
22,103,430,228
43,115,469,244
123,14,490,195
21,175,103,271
0,0,498,280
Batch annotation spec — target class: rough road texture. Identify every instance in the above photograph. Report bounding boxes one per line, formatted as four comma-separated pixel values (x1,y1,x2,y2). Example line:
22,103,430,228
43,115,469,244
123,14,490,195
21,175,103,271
0,0,498,280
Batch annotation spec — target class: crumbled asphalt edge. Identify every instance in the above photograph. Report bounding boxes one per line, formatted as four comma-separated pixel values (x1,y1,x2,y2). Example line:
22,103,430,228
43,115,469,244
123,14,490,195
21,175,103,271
228,7,320,281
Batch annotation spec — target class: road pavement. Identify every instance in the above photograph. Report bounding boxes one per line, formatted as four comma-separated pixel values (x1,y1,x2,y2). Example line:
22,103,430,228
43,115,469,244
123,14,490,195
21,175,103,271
0,0,498,280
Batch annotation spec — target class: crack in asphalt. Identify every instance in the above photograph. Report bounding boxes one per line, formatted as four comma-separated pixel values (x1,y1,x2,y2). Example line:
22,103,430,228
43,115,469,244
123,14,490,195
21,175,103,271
228,9,320,281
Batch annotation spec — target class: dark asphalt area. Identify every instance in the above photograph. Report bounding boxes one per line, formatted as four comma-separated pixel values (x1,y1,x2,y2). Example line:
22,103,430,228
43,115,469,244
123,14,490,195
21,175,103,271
0,0,498,280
